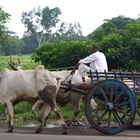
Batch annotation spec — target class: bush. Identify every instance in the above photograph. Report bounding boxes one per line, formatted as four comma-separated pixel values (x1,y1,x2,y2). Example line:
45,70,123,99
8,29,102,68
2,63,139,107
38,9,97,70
32,40,93,68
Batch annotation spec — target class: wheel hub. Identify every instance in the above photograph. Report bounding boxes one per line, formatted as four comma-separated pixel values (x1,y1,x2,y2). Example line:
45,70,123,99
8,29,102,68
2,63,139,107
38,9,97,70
106,102,114,110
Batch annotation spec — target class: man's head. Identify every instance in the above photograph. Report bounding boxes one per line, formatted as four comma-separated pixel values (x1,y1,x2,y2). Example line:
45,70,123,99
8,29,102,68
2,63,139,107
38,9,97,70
91,44,99,53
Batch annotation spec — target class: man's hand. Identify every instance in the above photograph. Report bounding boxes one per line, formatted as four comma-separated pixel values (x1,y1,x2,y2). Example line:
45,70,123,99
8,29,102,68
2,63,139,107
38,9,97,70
70,63,80,75
70,69,75,74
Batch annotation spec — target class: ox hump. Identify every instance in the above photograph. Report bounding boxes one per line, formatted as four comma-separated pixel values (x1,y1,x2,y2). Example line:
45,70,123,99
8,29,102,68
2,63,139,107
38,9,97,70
34,65,58,90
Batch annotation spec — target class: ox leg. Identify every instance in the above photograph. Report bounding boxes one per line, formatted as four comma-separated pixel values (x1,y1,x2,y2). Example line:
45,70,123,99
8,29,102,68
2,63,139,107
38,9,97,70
65,94,81,127
41,103,51,127
5,102,14,132
35,103,51,133
71,94,81,123
38,86,67,134
71,104,80,123
50,101,68,135
32,100,44,122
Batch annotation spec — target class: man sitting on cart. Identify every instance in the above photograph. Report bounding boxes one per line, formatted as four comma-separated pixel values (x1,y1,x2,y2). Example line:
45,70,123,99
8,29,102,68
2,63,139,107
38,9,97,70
72,44,108,88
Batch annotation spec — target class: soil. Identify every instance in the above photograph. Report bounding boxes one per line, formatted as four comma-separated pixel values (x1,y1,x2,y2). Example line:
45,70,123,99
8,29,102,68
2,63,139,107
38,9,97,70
0,121,140,137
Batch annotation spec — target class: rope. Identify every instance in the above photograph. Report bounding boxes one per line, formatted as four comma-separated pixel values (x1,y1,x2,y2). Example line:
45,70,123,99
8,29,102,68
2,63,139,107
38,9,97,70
60,63,79,85
60,73,74,85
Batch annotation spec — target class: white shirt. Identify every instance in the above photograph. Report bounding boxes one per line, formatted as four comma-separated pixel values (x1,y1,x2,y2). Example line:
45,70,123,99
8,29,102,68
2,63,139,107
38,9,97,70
79,51,108,72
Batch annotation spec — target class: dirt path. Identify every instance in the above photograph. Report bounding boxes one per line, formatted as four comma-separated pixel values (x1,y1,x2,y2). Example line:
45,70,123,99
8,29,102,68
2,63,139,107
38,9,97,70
0,124,140,137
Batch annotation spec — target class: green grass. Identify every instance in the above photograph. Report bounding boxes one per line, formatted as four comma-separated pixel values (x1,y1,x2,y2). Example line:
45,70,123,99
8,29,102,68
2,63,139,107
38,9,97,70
0,100,85,126
0,54,41,71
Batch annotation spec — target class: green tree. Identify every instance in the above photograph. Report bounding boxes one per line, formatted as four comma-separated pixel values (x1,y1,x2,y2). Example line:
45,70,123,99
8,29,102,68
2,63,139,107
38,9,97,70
88,16,134,41
21,34,38,54
88,20,117,41
88,16,140,71
123,20,140,70
2,35,24,55
110,16,134,29
21,6,61,46
53,22,85,42
0,6,11,53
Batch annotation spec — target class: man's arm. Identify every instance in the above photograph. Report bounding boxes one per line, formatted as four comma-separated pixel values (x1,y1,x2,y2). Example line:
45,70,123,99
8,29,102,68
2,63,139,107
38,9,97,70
79,54,96,64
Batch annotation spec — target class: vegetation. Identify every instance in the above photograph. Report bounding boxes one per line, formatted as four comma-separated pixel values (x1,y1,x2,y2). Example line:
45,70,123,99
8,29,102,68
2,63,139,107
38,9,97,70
0,54,40,71
32,16,140,71
88,16,140,71
32,40,93,68
0,7,10,39
0,6,11,54
0,94,85,127
21,6,62,46
21,6,84,48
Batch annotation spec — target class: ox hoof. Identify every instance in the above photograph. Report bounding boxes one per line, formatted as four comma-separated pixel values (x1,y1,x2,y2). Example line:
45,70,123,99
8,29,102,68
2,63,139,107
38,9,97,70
7,126,14,133
62,130,68,135
35,128,42,133
7,129,13,133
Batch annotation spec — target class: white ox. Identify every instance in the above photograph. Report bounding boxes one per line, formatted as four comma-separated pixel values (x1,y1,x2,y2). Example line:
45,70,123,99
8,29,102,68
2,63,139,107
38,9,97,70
0,65,67,133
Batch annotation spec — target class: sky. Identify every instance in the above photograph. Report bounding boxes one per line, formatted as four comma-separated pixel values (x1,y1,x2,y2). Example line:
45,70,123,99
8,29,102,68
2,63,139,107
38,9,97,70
1,0,140,38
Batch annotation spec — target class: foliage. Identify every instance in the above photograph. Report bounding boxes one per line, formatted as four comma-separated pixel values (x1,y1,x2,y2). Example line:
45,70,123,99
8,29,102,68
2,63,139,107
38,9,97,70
32,15,140,71
0,100,85,126
21,6,84,51
21,6,62,46
0,54,40,71
1,10,140,71
19,23,85,55
108,15,134,29
88,16,140,71
0,7,11,53
0,7,24,56
51,22,85,42
33,14,140,71
1,35,24,55
32,40,93,68
55,22,83,36
21,34,38,54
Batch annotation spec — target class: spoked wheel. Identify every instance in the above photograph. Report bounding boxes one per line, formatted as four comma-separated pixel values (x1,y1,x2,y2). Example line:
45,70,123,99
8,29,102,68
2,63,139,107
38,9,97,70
85,79,136,134
136,98,140,117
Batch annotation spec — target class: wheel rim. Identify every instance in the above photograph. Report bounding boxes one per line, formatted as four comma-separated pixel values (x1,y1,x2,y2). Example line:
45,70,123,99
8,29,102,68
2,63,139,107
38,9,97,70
85,79,136,134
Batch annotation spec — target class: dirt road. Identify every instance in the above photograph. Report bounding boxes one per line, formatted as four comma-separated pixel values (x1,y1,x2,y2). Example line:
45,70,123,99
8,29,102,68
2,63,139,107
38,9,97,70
0,125,140,137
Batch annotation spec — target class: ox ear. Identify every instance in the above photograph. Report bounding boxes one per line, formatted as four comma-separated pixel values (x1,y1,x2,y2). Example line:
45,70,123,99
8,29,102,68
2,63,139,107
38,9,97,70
56,77,61,93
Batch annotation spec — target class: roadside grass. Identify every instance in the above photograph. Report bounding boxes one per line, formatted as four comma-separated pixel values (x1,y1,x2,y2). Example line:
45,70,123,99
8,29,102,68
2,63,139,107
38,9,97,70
0,100,85,126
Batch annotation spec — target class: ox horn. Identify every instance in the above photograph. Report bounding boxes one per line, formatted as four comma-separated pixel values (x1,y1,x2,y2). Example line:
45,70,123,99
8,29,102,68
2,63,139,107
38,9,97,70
8,60,18,70
8,57,21,71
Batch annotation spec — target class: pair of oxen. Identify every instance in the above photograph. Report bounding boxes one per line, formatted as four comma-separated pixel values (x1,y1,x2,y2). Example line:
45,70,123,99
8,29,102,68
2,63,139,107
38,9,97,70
0,65,91,134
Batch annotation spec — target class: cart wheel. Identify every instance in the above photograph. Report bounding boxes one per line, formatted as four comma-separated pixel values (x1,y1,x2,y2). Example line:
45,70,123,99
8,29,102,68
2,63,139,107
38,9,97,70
85,79,136,134
136,98,140,117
